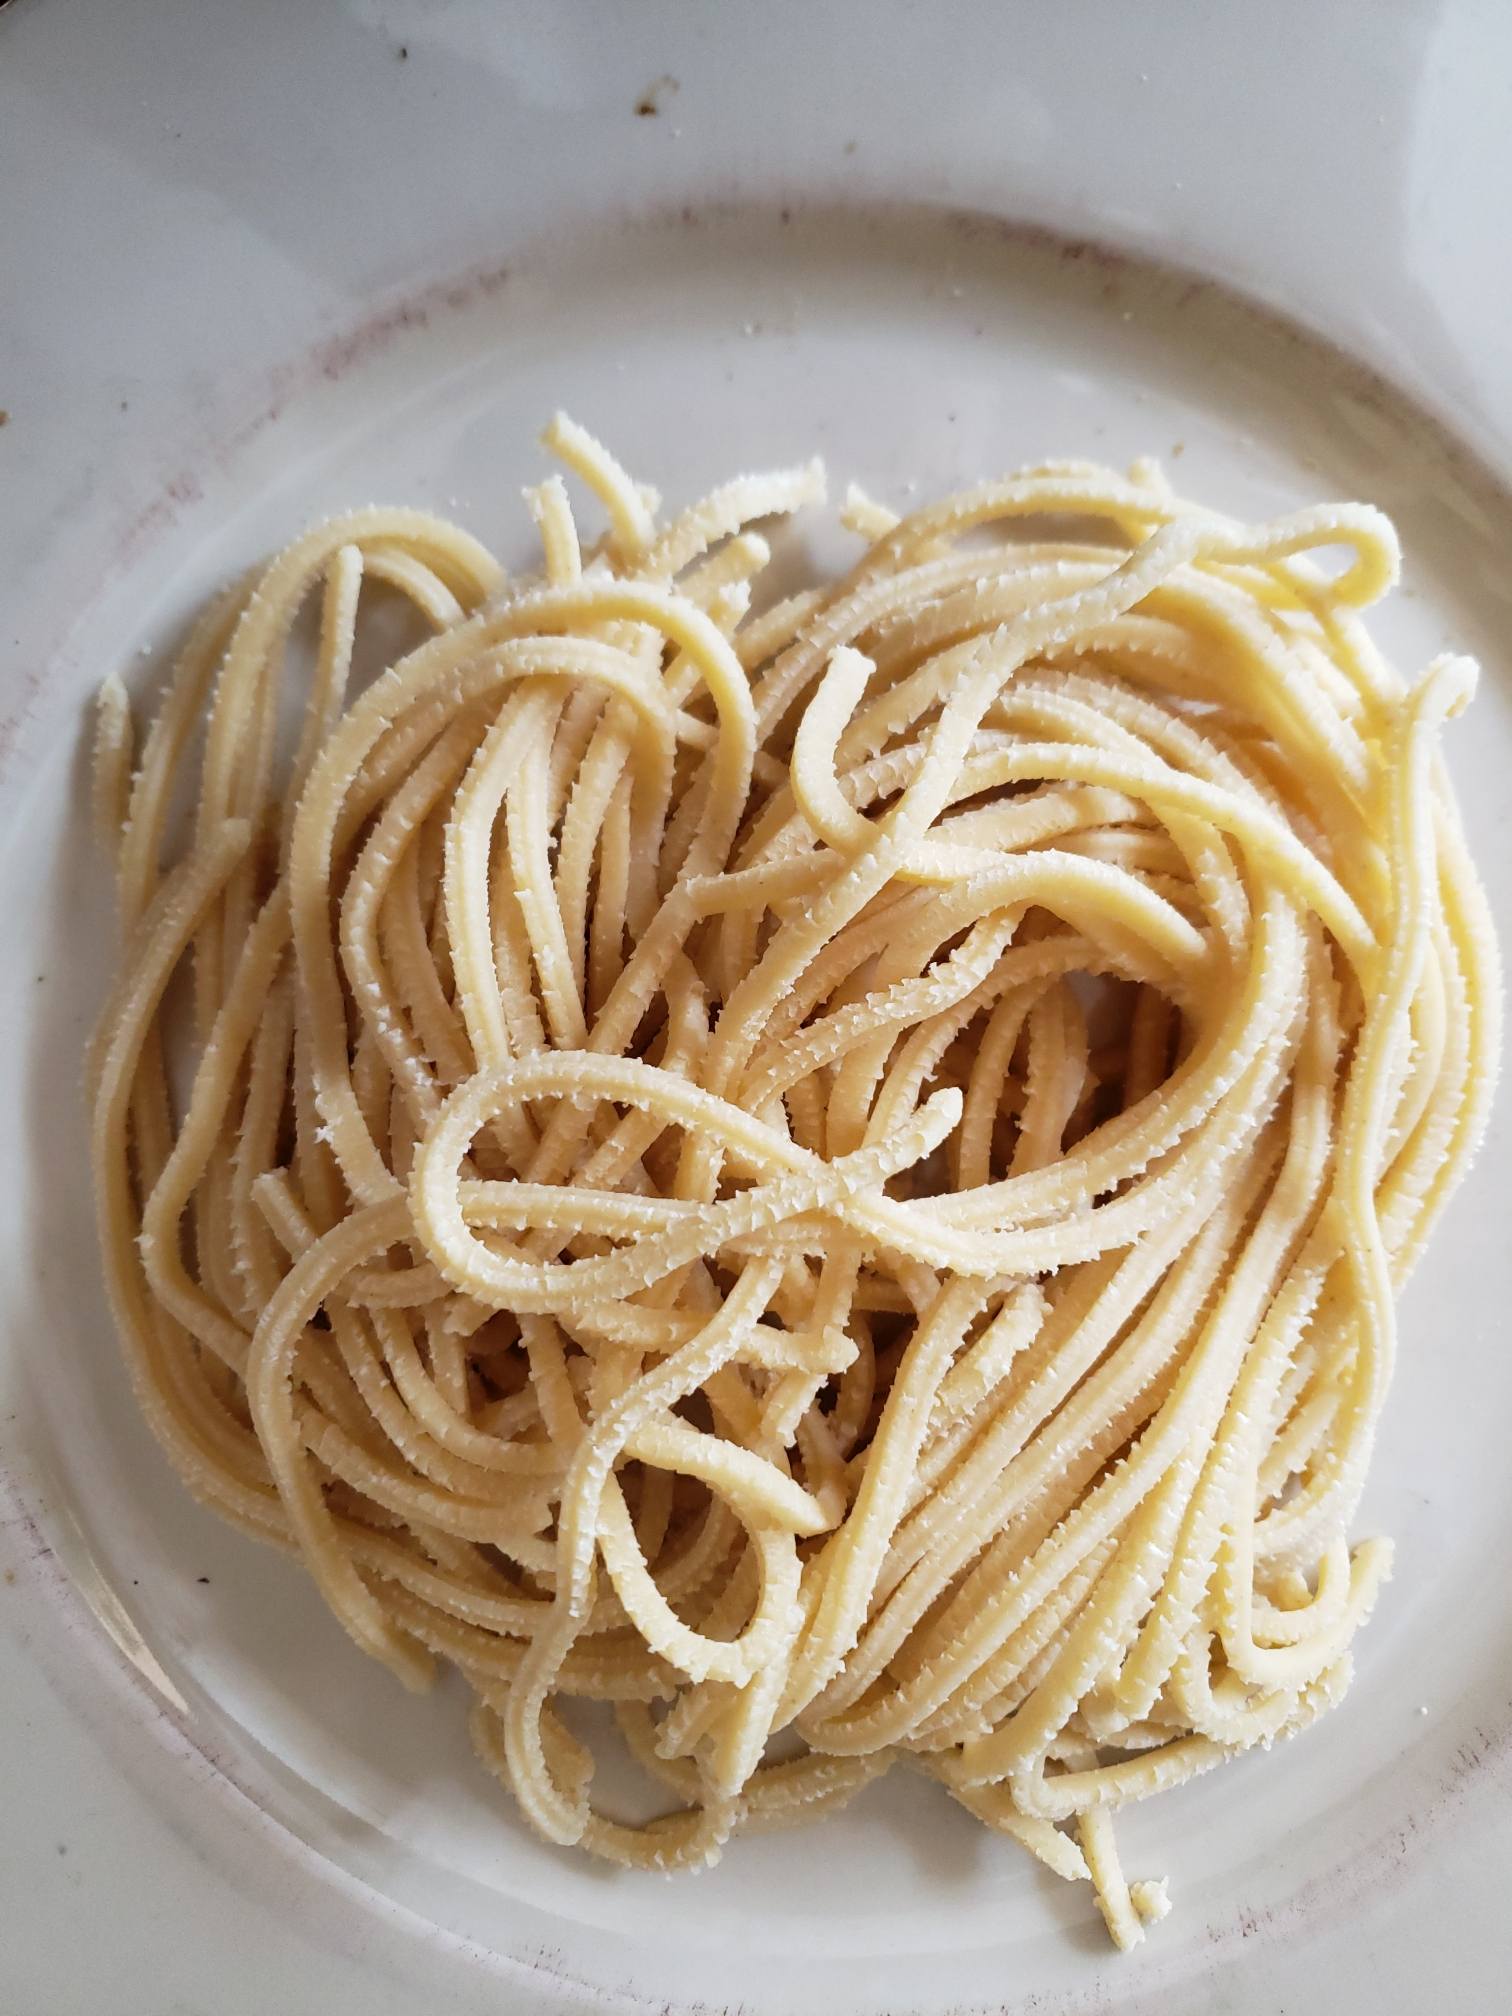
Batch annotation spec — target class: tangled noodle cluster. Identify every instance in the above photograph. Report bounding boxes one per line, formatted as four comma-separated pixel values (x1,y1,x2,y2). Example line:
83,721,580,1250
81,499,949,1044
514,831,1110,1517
91,417,1498,1947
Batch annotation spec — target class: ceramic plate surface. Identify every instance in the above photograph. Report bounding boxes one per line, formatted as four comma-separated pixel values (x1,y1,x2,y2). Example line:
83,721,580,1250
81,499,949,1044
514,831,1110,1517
3,5,1510,2012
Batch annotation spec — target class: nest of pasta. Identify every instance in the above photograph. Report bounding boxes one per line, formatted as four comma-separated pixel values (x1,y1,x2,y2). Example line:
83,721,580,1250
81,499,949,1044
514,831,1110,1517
91,416,1498,1948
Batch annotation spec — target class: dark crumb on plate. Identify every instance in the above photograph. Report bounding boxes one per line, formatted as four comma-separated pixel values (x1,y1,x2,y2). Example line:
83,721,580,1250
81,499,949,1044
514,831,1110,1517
635,74,678,117
0,410,8,427
197,1575,210,1584
397,44,408,60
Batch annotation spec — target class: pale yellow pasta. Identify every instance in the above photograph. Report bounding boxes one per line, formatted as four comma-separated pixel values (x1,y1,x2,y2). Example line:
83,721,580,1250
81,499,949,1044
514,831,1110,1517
90,418,1500,1951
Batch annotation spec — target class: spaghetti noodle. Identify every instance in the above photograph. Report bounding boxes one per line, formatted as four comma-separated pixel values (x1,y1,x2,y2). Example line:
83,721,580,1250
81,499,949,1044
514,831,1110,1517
90,417,1499,1946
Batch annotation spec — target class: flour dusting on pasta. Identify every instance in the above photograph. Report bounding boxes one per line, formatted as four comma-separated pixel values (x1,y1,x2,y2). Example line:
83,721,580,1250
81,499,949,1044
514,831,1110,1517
90,417,1499,1948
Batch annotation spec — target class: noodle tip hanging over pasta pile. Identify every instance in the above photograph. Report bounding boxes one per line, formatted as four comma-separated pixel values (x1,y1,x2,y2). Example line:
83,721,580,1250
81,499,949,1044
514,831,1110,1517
90,415,1499,1950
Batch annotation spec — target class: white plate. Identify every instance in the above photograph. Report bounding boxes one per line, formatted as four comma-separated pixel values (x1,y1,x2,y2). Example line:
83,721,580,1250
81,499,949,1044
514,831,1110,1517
3,6,1510,2013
